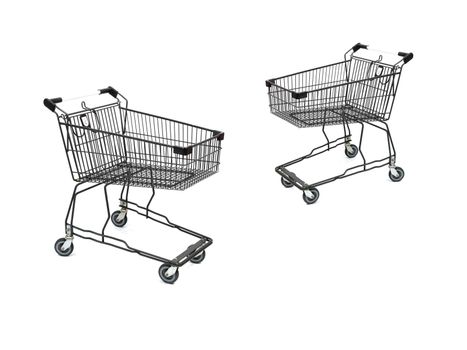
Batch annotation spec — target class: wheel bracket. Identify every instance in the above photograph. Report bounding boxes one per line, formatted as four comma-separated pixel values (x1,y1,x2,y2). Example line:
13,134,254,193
165,266,178,277
345,143,354,153
117,200,128,221
61,236,73,251
389,166,399,177
61,225,74,251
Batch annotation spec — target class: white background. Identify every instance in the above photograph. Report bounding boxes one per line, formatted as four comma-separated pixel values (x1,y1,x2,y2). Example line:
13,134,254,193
1,1,466,349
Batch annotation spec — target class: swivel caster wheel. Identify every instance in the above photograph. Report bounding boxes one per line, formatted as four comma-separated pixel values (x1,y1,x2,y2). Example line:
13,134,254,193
281,177,294,188
389,166,405,182
54,238,74,257
190,250,206,264
303,188,320,204
345,144,359,158
111,210,128,227
158,263,179,284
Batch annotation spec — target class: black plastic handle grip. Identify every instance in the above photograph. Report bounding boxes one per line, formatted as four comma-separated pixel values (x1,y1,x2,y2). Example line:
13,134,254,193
292,91,307,99
352,43,368,52
398,52,414,64
43,97,63,112
213,130,224,141
99,86,119,98
173,146,193,156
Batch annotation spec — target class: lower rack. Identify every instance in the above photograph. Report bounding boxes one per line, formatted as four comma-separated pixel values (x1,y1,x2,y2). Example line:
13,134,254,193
276,117,405,205
54,181,212,284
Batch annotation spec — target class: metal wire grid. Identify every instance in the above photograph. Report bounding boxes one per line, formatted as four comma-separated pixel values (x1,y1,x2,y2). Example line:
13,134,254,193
59,105,222,190
267,57,401,128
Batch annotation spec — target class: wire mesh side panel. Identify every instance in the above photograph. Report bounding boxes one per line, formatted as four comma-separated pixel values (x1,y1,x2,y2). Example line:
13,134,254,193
268,59,401,127
58,104,126,182
121,108,222,190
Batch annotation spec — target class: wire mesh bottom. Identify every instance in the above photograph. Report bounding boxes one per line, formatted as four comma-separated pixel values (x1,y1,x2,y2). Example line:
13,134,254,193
271,105,382,128
80,162,217,190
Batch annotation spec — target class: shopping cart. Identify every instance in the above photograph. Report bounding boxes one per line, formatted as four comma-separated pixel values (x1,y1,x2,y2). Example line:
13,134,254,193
44,87,224,283
265,43,413,204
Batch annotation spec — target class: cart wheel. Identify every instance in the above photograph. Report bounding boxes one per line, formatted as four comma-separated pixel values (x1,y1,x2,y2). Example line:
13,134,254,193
345,144,359,158
281,177,294,188
158,264,179,284
389,166,405,182
190,250,206,264
111,210,127,227
54,238,74,257
303,188,320,205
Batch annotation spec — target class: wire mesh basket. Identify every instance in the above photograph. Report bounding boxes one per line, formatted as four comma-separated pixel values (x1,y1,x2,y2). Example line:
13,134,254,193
57,101,223,190
266,44,410,128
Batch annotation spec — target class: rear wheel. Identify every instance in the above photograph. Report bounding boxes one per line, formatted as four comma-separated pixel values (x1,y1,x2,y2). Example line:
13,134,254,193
190,251,206,264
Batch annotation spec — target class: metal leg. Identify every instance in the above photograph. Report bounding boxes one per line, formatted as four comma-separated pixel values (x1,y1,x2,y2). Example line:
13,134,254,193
373,120,404,181
342,114,351,143
55,182,103,256
354,119,366,168
146,167,156,218
321,113,330,150
65,182,103,238
379,120,397,167
64,183,83,233
343,117,354,153
102,183,112,241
